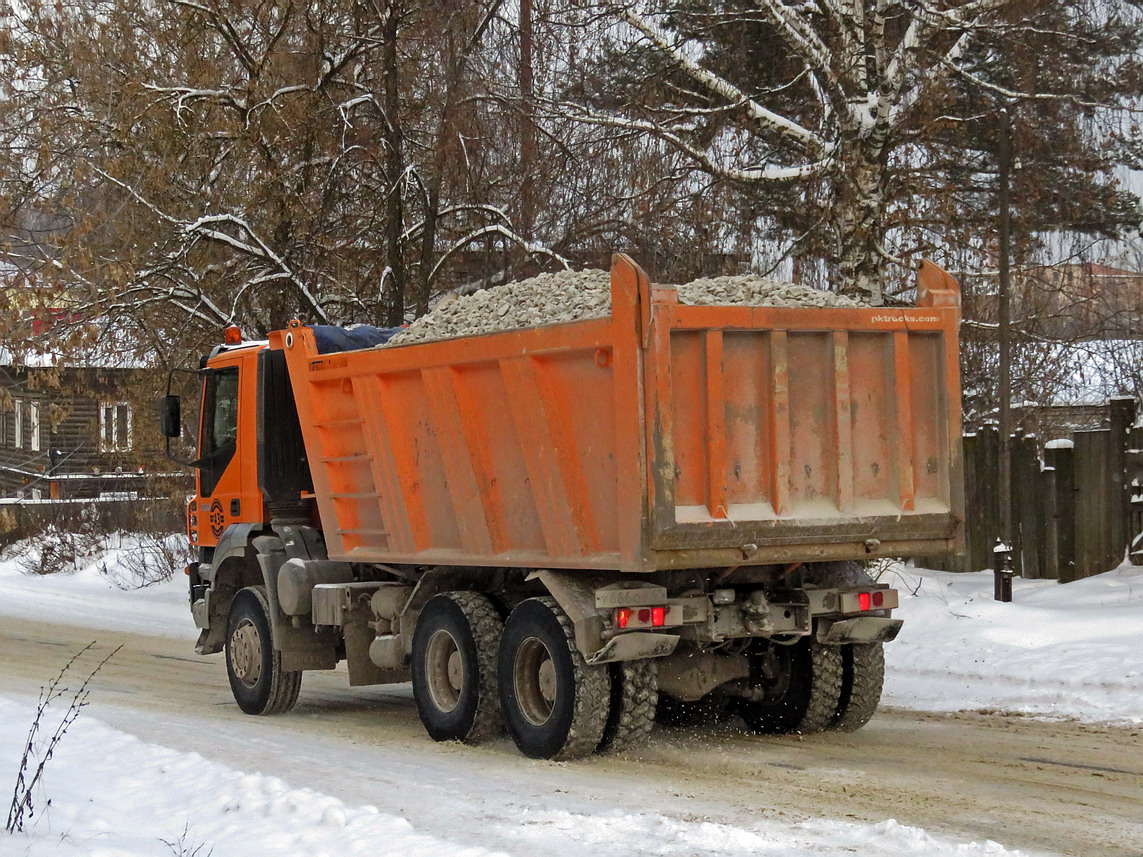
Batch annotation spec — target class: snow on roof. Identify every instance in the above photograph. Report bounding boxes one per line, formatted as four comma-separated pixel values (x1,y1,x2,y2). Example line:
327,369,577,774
0,317,152,370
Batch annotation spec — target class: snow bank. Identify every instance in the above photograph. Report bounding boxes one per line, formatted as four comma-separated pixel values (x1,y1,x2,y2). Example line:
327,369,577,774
0,697,499,857
0,536,190,639
883,564,1143,725
491,807,1021,856
0,695,1029,857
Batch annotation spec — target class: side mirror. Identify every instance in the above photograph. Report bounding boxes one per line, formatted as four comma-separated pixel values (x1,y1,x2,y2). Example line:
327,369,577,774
159,395,181,438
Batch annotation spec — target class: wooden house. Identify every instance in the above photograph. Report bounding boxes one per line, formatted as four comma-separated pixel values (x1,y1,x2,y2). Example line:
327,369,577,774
0,326,171,501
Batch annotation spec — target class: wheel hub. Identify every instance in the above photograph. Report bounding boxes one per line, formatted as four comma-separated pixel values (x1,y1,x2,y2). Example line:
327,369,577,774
447,650,463,691
757,644,793,700
537,659,556,704
514,636,557,726
229,620,262,688
425,629,463,713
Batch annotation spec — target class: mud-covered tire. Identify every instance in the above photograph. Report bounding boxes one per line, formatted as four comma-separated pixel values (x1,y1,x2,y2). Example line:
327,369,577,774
598,660,658,754
740,638,842,734
830,642,885,732
805,561,887,730
411,591,504,743
225,586,301,715
498,597,609,760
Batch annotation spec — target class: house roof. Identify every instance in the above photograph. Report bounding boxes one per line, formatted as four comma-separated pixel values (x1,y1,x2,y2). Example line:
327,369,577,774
0,317,151,370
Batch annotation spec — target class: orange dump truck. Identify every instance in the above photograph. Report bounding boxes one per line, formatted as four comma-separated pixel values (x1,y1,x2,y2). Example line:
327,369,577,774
162,254,962,759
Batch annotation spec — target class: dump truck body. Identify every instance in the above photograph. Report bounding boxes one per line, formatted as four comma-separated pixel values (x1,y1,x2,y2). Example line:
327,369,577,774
169,255,962,760
273,256,961,571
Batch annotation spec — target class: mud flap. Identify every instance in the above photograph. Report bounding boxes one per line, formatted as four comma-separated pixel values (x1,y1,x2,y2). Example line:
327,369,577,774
254,536,338,671
586,632,679,665
816,617,903,644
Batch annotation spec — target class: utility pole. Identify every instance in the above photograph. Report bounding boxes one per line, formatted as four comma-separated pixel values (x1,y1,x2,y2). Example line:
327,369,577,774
995,103,1014,602
519,0,536,245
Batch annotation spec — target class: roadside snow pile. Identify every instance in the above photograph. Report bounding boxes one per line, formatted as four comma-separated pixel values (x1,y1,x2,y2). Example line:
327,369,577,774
0,535,190,638
0,697,501,857
386,270,864,346
0,694,1032,857
883,564,1143,725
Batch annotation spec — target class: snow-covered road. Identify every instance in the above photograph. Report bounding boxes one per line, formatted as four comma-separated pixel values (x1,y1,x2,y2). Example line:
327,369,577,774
0,549,1141,857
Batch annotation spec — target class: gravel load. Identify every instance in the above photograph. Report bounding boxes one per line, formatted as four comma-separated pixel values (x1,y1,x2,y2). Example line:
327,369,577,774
385,270,610,346
676,275,868,309
384,269,866,346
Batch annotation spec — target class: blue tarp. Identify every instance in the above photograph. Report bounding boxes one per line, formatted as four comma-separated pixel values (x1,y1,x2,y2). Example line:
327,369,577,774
311,325,403,354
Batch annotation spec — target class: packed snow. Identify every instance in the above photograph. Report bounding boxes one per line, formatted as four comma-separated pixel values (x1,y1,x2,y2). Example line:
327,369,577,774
1,543,1140,856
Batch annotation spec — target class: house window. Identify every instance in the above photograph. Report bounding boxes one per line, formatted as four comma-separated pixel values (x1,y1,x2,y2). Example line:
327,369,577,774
13,399,22,449
28,402,41,452
100,402,132,451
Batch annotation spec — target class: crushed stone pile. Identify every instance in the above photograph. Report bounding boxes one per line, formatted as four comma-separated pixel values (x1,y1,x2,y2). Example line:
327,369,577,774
384,269,867,346
385,270,609,346
676,275,867,309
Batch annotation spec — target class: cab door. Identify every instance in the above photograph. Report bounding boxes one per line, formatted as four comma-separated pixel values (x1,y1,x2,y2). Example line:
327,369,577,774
193,348,264,547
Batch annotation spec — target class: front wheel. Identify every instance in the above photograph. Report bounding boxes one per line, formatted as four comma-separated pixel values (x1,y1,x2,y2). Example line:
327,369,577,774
225,586,301,715
498,597,610,760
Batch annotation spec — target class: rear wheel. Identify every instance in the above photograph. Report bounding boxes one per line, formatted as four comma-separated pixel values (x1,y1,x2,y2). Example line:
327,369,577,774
598,660,658,754
830,642,885,732
740,638,842,734
226,586,301,715
498,597,609,760
411,591,504,743
806,561,888,731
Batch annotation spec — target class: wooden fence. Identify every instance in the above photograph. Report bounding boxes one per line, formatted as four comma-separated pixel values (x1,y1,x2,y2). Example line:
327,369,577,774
928,397,1136,580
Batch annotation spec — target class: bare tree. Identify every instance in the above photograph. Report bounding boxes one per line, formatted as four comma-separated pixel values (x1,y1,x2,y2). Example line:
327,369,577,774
543,1,1143,299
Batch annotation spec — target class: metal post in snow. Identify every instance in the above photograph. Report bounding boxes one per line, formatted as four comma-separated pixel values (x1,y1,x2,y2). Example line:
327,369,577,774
994,538,1014,602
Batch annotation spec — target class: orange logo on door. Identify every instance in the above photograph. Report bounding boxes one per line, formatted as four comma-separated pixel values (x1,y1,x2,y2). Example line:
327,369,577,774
209,499,226,538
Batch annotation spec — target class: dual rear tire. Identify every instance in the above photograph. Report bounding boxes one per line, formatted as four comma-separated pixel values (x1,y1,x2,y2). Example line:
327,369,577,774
412,594,658,760
739,637,885,735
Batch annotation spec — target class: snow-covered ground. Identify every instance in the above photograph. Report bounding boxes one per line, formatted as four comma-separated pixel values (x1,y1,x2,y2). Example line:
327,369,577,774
881,564,1143,726
0,691,1025,857
0,543,1140,856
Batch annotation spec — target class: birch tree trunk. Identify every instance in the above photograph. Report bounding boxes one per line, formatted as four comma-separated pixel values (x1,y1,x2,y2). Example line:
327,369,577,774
833,137,891,302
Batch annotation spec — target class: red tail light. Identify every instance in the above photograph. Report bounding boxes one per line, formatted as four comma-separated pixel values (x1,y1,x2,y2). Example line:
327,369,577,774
614,605,671,629
858,592,872,611
872,591,884,607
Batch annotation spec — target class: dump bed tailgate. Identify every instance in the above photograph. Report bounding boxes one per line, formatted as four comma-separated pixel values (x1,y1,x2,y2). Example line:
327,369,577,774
643,281,962,566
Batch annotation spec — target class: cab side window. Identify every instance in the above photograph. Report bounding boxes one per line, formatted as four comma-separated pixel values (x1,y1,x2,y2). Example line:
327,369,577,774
200,367,239,496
